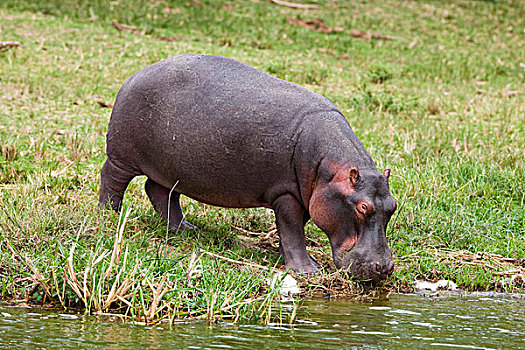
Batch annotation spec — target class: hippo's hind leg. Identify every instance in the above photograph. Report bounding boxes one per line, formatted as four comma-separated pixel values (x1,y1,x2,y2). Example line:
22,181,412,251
99,159,137,211
144,178,196,231
273,193,320,274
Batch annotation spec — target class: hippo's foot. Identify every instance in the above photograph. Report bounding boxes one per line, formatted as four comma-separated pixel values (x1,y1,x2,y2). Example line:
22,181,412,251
286,256,320,275
170,218,198,232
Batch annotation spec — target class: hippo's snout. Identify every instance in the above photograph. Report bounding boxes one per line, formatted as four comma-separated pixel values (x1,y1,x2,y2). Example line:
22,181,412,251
341,252,394,283
370,260,395,279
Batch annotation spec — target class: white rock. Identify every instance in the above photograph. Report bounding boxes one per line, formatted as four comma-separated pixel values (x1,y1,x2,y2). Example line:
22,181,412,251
414,279,457,292
267,272,301,301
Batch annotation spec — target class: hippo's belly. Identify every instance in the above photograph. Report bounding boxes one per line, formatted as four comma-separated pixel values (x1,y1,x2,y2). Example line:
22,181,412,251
132,120,298,208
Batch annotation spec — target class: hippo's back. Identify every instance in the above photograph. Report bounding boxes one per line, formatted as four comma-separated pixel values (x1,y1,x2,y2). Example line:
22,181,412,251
106,54,340,207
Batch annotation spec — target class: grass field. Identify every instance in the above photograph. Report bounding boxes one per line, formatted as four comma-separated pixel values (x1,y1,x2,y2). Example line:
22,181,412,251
1,0,524,323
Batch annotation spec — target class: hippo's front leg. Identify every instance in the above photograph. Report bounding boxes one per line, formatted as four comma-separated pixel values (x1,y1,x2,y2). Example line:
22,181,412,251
273,194,320,274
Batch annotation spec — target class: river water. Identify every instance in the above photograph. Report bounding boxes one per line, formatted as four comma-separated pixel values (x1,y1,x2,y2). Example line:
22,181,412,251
1,293,524,349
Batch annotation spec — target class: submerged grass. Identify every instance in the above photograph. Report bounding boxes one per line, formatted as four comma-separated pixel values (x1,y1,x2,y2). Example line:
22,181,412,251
0,0,524,322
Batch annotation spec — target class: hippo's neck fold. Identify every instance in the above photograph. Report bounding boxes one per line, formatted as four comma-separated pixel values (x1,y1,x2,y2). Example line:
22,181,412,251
293,111,376,209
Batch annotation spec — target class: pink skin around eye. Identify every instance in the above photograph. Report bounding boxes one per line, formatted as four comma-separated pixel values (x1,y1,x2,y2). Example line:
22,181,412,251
356,201,371,217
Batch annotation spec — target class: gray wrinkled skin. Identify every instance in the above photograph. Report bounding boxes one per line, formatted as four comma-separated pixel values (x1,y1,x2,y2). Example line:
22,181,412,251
99,54,396,282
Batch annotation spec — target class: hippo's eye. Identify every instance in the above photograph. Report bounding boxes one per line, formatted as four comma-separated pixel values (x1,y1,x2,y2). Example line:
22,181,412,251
355,201,371,217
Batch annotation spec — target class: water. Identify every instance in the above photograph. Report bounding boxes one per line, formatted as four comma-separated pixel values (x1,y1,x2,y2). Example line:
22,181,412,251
1,294,524,349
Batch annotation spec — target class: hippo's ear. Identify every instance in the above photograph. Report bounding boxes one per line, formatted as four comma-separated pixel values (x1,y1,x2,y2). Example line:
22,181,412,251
349,167,360,186
383,169,391,181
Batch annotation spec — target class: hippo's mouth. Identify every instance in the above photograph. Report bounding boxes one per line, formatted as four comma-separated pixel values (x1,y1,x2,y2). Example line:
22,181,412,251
332,234,358,269
339,251,395,283
339,235,358,253
343,259,394,283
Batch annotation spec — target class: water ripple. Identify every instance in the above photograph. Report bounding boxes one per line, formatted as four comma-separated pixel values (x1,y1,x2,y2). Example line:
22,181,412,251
1,294,524,349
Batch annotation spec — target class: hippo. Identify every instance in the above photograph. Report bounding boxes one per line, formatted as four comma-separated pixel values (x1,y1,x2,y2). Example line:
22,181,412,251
99,54,397,282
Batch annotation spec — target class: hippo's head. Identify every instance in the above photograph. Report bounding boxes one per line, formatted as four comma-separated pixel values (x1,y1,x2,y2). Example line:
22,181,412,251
309,165,397,282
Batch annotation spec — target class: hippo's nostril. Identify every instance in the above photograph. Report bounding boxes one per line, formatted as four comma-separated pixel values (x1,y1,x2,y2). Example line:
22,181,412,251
374,262,382,274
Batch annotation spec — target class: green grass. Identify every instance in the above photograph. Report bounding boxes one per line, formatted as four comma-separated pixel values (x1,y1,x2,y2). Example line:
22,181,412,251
1,0,524,322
